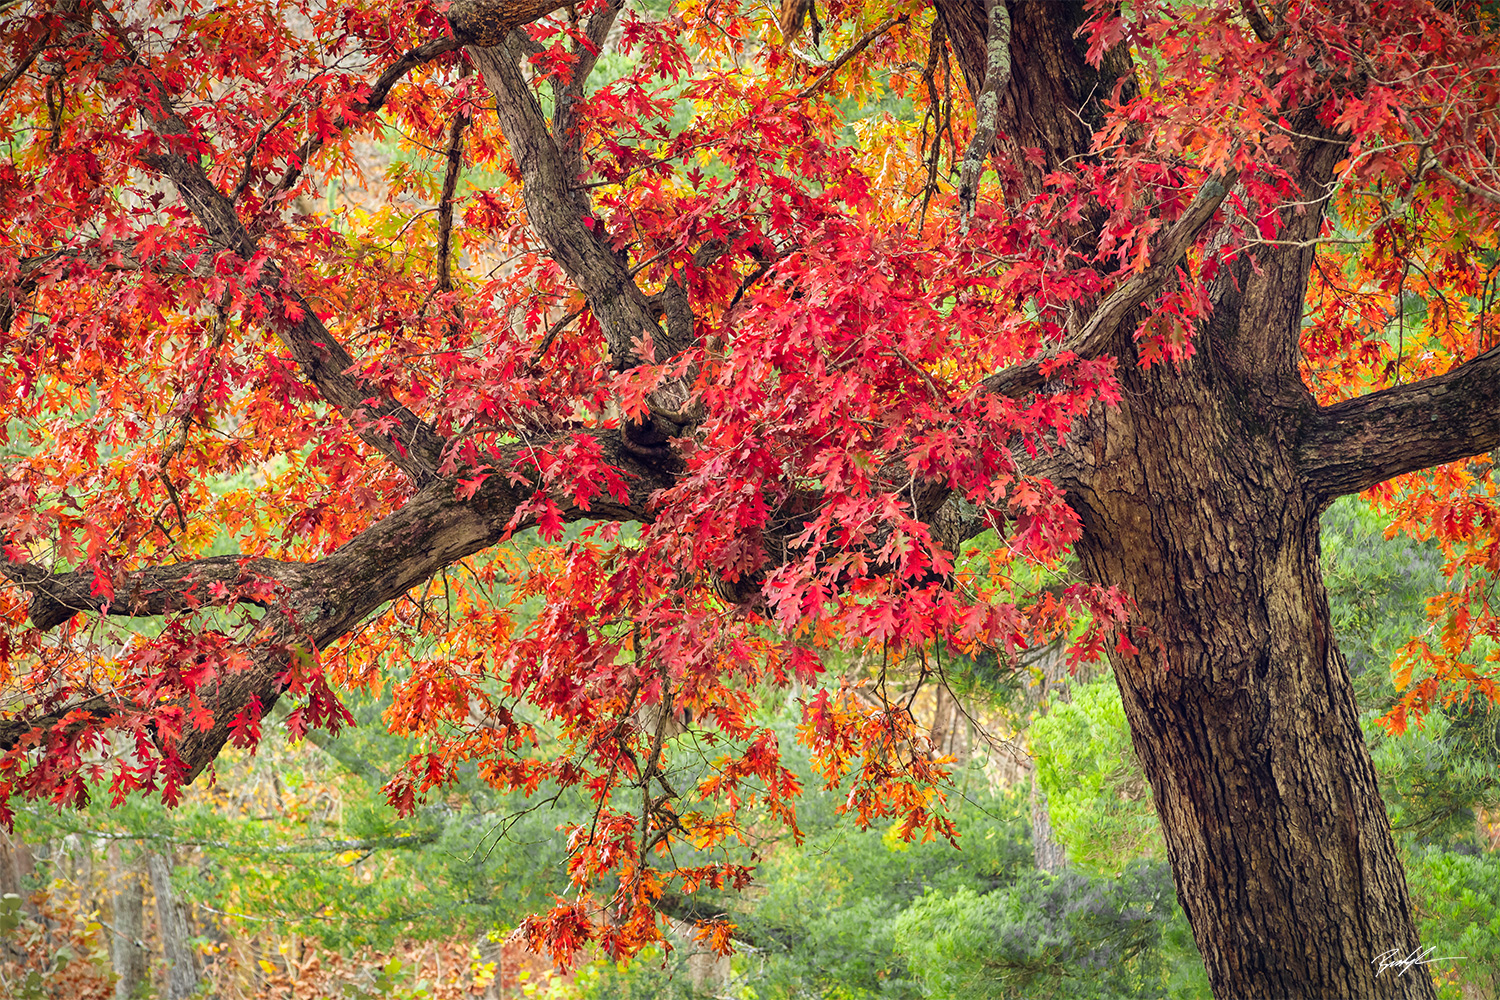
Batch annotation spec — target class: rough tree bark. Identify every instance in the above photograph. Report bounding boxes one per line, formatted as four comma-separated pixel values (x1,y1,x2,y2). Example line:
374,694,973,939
5,2,1500,998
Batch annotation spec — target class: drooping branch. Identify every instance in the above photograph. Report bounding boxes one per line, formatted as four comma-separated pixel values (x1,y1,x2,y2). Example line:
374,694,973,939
1299,344,1500,502
956,0,1011,219
98,10,448,485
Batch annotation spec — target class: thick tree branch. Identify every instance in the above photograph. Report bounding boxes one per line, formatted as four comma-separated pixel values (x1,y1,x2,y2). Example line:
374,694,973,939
0,555,307,632
446,0,573,47
979,170,1236,398
5,241,215,331
1239,0,1278,42
465,30,703,457
464,39,667,367
1299,344,1500,501
0,427,678,777
99,11,447,486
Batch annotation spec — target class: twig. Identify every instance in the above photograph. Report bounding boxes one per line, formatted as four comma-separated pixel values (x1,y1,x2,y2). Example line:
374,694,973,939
793,15,907,101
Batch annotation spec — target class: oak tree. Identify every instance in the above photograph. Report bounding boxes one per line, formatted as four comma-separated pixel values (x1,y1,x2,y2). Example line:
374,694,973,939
3,0,1499,997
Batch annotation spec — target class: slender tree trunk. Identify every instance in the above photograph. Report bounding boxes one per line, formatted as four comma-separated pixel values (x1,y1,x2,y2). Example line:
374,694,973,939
0,827,39,920
146,851,204,1000
666,915,731,994
109,851,148,1000
477,932,505,1000
1029,642,1070,874
1069,367,1433,999
1029,774,1068,875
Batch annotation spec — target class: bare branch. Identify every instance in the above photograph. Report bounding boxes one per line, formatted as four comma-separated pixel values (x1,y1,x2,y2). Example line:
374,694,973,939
1433,161,1500,208
437,98,471,292
1299,344,1500,501
793,16,907,101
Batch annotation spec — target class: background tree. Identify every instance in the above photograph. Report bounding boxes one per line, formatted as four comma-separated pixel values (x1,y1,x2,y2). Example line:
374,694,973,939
3,1,1500,999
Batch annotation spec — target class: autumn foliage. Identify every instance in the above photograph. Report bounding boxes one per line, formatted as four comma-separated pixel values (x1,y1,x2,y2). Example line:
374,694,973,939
2,0,1499,976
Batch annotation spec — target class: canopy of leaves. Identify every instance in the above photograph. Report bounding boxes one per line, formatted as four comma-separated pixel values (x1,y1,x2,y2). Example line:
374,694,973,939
3,0,1500,969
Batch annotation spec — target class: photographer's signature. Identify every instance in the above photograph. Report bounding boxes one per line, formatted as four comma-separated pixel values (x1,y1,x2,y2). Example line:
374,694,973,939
1374,946,1463,977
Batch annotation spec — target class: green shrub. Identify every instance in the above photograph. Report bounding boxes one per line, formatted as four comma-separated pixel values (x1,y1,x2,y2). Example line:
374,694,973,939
1029,676,1161,869
890,862,1206,1000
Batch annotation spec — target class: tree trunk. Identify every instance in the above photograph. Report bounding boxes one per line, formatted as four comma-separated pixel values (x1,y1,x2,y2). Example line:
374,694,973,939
109,851,149,1000
1029,773,1068,875
476,932,506,1000
146,851,204,1000
0,827,39,921
1029,642,1070,874
1068,365,1433,999
919,3,1439,995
